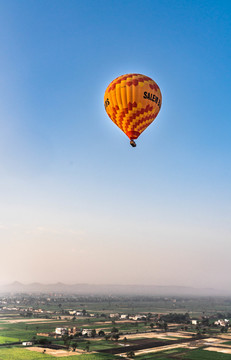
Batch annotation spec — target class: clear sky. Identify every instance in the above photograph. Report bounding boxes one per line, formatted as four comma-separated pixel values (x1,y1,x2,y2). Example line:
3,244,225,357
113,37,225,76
0,0,230,291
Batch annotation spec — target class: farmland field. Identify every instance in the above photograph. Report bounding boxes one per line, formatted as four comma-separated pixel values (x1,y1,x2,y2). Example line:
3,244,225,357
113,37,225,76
0,347,120,359
1,294,231,359
135,348,231,359
184,348,231,359
0,335,20,344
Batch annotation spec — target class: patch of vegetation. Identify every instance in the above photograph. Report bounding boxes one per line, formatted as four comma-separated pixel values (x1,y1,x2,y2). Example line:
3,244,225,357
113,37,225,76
223,340,231,345
0,347,120,359
135,347,231,359
135,347,188,359
184,348,231,359
0,336,20,344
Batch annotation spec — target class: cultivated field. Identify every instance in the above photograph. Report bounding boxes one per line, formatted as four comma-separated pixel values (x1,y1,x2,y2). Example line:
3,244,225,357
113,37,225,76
1,294,231,359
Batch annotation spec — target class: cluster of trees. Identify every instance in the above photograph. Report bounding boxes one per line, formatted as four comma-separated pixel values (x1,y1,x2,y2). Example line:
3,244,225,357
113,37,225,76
159,312,190,324
156,321,168,331
60,335,91,352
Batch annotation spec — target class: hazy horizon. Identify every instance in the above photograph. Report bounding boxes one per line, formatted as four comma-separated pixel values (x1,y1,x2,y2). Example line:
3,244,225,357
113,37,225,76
1,280,230,298
0,280,230,294
0,280,222,287
1,1,230,291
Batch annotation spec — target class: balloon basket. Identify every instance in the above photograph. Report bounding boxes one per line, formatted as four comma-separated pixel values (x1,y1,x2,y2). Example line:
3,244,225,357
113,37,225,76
130,140,136,147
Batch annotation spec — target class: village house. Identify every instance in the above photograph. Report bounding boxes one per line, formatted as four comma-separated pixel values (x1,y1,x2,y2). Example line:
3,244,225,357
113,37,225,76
109,313,119,318
76,311,84,316
214,319,229,327
129,315,147,321
69,310,76,315
120,314,128,319
55,327,68,335
82,329,96,337
68,327,78,336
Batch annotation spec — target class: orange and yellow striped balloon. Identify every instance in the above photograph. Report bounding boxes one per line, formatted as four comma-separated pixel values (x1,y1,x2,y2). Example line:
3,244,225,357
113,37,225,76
104,73,162,143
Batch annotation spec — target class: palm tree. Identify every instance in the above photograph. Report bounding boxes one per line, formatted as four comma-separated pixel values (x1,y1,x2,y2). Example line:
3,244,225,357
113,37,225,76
126,350,135,358
72,342,78,351
112,333,120,342
31,336,37,344
104,334,110,341
98,330,105,337
163,321,168,332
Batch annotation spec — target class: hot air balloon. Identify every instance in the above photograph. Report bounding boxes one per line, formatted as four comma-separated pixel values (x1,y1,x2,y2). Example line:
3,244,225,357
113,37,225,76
104,73,162,147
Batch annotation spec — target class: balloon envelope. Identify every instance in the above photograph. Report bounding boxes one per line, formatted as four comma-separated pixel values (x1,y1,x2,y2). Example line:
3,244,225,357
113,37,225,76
104,73,162,141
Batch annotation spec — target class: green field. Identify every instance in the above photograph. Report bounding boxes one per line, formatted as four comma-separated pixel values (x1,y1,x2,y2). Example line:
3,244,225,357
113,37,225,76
0,336,20,344
185,348,231,360
0,347,119,360
0,323,37,341
2,294,231,359
70,340,121,351
135,348,231,359
0,318,154,343
4,296,231,315
135,347,187,359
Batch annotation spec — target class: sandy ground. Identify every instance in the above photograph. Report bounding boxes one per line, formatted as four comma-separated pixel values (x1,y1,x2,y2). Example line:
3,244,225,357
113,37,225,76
204,346,231,354
120,336,229,357
122,331,192,340
204,338,222,342
94,320,139,325
202,338,228,345
207,343,231,348
27,347,87,357
120,342,196,357
218,334,231,340
2,318,61,324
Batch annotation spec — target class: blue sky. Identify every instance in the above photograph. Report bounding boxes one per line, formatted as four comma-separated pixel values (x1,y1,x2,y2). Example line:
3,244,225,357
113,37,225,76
0,0,230,290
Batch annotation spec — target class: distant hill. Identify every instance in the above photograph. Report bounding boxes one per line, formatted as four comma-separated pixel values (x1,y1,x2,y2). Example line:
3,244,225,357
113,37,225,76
0,282,226,296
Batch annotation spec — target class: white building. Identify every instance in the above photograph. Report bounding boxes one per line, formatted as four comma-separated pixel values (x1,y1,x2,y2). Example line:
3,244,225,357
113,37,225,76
76,311,83,316
55,327,68,335
129,315,146,321
120,314,128,319
69,310,77,315
214,319,229,327
82,329,95,337
110,313,119,318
